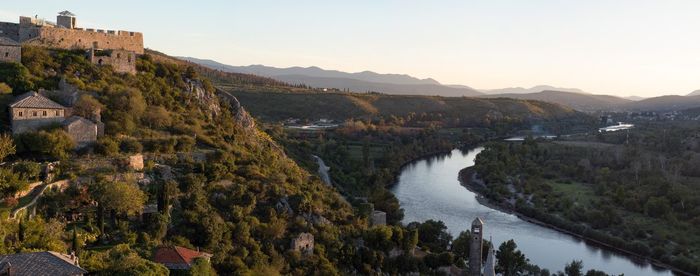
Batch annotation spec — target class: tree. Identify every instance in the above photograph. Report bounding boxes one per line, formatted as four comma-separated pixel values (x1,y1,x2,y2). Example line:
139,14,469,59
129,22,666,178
0,134,15,162
414,220,452,253
564,260,583,276
189,257,217,276
0,168,27,198
95,181,147,217
14,129,74,159
451,231,471,260
72,225,81,255
142,106,172,129
0,82,11,94
81,244,169,275
496,240,528,276
0,62,34,94
72,94,104,119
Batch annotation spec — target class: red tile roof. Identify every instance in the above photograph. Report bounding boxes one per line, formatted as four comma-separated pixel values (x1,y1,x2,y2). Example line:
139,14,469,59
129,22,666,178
153,246,212,270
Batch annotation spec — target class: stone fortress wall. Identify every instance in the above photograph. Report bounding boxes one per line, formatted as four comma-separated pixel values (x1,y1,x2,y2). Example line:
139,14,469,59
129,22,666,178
0,44,21,63
0,22,21,41
0,12,144,73
21,25,144,54
88,49,137,74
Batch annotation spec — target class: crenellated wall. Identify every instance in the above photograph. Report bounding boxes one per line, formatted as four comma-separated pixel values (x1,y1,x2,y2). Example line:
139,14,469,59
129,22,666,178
21,26,143,54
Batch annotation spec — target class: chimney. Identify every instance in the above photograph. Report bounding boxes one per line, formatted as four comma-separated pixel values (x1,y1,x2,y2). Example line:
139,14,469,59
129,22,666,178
69,251,79,266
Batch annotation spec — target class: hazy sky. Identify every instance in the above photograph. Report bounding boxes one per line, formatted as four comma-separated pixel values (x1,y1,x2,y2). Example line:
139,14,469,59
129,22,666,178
2,1,700,97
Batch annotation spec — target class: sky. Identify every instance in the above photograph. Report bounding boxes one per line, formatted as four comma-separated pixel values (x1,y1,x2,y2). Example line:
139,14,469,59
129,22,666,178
2,1,700,97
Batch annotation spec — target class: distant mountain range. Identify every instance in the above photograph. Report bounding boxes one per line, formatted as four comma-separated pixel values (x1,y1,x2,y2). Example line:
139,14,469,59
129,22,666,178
181,56,700,112
480,90,632,112
180,57,483,97
478,85,586,95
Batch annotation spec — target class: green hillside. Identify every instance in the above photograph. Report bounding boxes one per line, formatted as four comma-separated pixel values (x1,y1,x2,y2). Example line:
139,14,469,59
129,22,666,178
227,90,587,126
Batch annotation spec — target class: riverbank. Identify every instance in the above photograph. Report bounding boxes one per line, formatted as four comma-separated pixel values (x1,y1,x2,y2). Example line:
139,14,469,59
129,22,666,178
458,167,692,276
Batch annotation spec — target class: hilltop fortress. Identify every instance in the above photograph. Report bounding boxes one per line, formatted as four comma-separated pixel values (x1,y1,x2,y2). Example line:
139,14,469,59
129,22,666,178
0,11,143,73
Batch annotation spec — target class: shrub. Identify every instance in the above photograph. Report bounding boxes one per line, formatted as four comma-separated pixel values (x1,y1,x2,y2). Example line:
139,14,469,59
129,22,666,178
119,138,143,154
95,138,120,156
13,160,42,181
14,129,74,159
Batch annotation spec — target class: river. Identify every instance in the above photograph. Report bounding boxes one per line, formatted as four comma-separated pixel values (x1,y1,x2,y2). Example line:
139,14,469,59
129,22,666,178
390,147,673,275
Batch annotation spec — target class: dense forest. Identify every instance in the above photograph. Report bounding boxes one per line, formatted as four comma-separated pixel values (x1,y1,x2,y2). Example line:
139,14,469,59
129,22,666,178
470,124,700,274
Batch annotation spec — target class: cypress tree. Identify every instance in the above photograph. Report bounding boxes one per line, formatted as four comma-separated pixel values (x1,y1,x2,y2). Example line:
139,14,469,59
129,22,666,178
72,224,80,255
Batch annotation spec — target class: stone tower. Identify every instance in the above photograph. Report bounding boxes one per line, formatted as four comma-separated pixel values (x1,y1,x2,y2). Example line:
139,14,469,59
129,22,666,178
469,217,484,276
57,11,76,29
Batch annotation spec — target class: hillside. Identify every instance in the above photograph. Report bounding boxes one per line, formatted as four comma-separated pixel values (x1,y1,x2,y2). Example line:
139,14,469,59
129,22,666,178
620,95,700,111
225,90,586,125
479,90,631,112
181,57,483,97
0,46,372,275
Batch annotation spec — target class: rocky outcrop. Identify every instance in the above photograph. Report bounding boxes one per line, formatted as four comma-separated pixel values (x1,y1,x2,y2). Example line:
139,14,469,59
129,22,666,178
216,88,255,129
185,79,220,118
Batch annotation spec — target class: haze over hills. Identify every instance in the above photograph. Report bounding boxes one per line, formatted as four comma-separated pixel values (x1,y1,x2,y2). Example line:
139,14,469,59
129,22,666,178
687,90,700,97
478,85,586,95
180,57,484,97
181,56,700,112
478,90,632,112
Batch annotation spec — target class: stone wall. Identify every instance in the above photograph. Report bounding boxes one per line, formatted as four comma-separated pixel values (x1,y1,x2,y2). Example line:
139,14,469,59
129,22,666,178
64,119,97,147
11,116,65,134
90,49,136,74
0,45,21,63
0,23,20,41
22,26,143,54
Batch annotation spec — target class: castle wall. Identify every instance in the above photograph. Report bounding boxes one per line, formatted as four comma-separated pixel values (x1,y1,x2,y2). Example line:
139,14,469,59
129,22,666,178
0,23,20,41
21,26,143,54
0,45,21,63
91,49,136,74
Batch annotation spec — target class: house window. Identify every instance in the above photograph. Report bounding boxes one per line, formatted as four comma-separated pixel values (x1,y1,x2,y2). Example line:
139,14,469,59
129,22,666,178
56,110,60,116
4,52,7,58
33,111,37,116
18,111,23,117
43,110,47,116
117,53,121,59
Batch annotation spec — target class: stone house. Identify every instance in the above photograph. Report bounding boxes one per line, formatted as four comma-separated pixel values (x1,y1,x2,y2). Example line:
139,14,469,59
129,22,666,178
9,92,66,134
62,116,97,148
291,233,314,254
9,91,103,147
0,37,21,63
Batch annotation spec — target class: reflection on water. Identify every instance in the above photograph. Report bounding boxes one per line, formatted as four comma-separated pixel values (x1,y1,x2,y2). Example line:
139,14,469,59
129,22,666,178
390,148,672,276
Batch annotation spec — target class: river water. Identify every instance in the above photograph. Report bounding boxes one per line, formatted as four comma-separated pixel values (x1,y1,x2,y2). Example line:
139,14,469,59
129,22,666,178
390,147,673,275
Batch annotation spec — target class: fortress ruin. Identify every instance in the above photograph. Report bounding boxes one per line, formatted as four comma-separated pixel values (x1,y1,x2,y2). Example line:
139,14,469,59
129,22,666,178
0,10,144,73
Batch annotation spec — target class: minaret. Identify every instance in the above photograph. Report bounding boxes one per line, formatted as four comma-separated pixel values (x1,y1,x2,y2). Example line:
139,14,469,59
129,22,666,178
483,237,496,276
469,217,484,276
